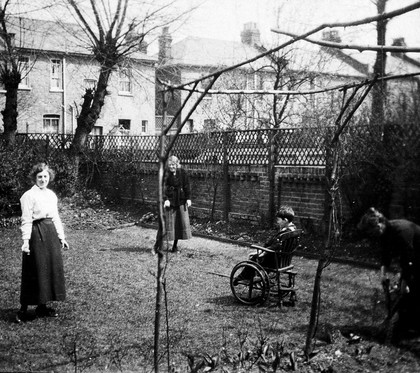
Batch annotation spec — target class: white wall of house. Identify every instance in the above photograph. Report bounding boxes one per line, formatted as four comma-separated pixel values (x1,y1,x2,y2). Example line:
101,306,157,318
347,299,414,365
0,52,156,136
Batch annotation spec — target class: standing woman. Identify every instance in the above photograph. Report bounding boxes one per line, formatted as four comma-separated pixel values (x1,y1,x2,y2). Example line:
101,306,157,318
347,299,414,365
16,163,69,322
164,155,192,252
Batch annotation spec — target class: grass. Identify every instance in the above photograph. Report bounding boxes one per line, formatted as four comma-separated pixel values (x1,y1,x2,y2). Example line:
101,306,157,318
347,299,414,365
1,220,420,372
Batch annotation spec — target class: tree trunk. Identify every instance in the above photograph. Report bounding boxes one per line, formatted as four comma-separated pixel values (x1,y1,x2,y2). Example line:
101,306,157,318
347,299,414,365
1,73,20,147
371,0,388,129
71,66,112,155
305,127,341,358
70,65,112,187
305,256,328,357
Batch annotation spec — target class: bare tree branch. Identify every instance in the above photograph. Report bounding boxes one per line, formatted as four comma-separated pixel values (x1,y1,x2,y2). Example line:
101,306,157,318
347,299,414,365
273,0,420,31
332,79,377,144
164,71,420,96
68,0,100,46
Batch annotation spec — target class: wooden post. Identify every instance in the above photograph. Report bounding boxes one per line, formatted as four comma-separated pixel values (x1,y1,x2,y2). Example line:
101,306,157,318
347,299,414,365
222,132,231,222
268,129,277,227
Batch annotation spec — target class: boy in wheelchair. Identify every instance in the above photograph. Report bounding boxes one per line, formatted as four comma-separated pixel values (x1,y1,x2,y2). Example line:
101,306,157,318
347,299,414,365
234,205,297,283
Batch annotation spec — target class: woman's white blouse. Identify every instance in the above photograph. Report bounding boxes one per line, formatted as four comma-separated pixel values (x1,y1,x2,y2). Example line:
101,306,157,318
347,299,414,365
20,185,65,240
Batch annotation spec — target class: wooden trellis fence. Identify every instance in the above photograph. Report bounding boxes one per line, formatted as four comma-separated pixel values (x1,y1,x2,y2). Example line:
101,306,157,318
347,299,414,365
15,123,420,167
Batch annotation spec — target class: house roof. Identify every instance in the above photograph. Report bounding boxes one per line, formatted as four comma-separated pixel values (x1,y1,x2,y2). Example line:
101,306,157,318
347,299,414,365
4,16,156,63
167,36,368,80
167,34,420,83
346,49,420,78
170,36,267,69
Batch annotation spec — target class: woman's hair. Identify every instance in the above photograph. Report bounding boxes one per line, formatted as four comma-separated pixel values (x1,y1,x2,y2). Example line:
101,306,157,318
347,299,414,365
276,205,295,222
357,207,387,232
29,162,55,182
167,155,180,168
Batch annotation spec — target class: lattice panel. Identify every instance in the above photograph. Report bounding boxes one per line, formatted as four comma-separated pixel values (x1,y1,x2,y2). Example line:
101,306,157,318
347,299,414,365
14,123,419,167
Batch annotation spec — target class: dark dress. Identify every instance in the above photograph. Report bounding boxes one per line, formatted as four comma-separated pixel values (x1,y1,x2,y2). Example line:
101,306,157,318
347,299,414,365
164,168,192,241
20,219,66,305
380,219,420,329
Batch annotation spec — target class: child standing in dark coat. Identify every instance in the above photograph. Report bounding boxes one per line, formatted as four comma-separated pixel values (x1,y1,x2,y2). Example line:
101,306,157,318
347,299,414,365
164,156,192,252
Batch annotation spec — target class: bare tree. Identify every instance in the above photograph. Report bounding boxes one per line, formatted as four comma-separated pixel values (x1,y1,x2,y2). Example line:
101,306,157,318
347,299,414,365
0,0,33,147
49,0,184,156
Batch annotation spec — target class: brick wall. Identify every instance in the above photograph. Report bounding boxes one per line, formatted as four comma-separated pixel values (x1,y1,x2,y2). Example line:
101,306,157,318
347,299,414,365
94,162,327,231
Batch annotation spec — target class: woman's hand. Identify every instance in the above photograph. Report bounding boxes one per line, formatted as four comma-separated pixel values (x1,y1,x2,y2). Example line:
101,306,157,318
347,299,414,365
164,200,170,208
61,239,70,250
21,240,30,255
186,199,192,207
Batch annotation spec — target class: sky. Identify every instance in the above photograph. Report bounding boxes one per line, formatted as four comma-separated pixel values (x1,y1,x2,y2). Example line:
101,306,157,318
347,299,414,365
172,0,420,52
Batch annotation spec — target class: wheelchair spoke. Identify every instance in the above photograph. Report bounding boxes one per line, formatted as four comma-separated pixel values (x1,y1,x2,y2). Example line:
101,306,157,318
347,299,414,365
230,261,269,305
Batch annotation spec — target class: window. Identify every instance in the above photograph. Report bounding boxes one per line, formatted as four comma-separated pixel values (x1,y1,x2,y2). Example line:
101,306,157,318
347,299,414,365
118,68,132,94
187,119,194,133
119,119,131,131
141,120,148,133
84,79,96,91
50,59,62,90
254,73,262,90
91,126,103,136
43,114,60,133
203,119,216,131
18,56,30,88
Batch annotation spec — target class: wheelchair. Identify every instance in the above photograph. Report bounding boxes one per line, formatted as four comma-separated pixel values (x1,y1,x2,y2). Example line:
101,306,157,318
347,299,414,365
230,229,302,306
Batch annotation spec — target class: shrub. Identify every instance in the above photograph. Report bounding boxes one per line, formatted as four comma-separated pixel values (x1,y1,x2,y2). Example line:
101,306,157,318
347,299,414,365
0,144,79,216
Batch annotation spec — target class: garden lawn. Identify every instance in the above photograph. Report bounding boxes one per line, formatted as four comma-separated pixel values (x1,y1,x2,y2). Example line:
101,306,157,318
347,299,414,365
1,223,420,372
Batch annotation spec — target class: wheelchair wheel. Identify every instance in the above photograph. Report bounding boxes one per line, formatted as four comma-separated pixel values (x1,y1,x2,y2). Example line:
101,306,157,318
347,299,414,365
230,261,270,305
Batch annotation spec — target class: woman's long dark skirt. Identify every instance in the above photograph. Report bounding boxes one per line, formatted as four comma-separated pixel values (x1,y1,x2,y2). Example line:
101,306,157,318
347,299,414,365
20,218,66,306
165,205,192,241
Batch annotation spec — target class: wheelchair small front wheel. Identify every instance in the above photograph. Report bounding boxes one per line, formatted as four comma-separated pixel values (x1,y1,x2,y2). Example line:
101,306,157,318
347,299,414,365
230,261,270,305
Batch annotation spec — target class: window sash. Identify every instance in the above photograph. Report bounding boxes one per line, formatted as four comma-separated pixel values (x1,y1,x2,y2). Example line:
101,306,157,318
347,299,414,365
51,59,62,89
141,120,148,133
43,116,59,133
18,57,30,88
84,79,96,90
119,68,132,93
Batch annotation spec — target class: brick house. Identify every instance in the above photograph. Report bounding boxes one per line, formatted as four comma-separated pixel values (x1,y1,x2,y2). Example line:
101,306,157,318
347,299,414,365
0,17,157,136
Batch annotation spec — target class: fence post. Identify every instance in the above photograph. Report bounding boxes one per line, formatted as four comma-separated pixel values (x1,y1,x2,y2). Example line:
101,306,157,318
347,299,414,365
45,135,49,159
267,129,277,226
222,132,231,222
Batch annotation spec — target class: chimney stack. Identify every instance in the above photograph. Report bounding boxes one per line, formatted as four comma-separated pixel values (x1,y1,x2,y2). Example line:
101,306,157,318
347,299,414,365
391,37,406,57
158,27,172,63
240,22,261,46
322,30,341,43
392,37,406,47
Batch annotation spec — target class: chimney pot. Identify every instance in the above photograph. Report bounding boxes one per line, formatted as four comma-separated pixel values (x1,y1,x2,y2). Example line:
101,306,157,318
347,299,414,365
322,30,341,43
392,37,406,47
240,22,261,46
